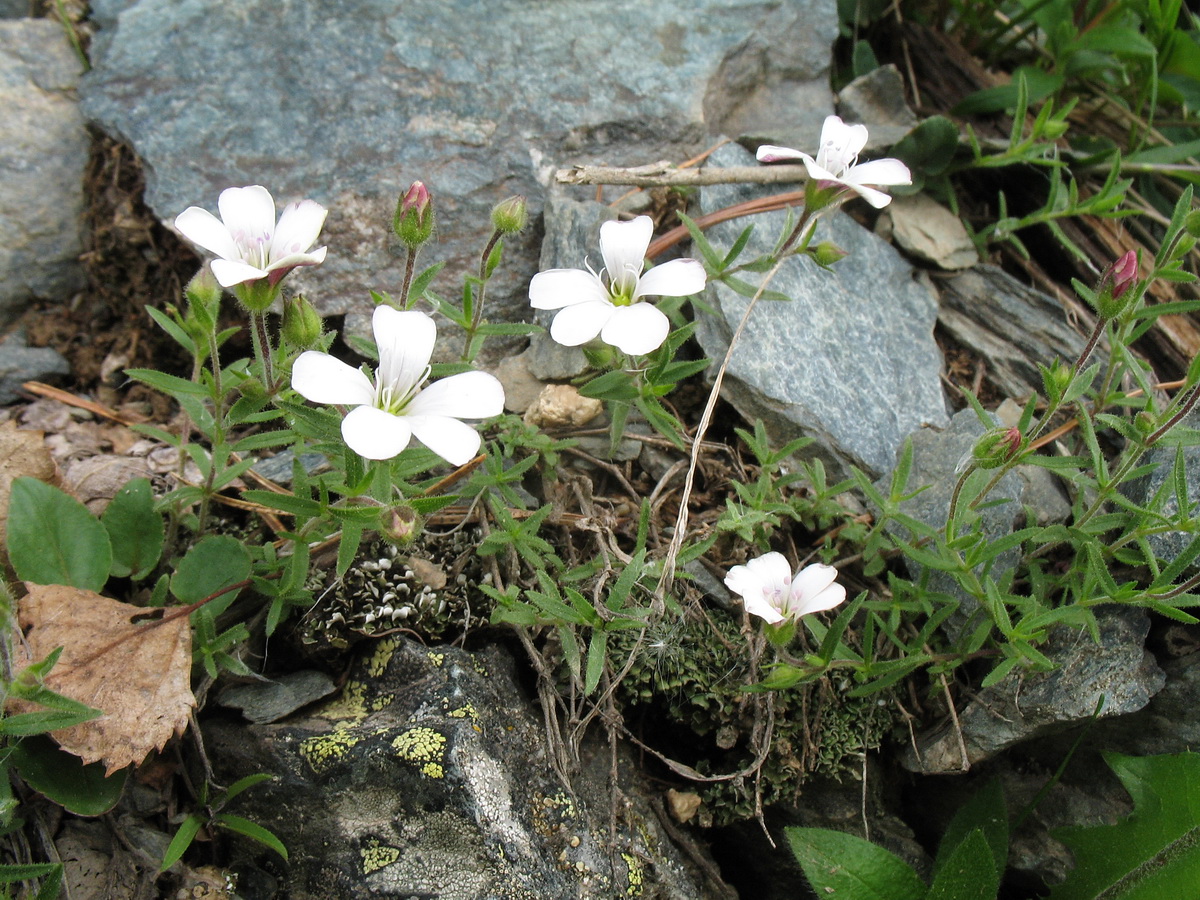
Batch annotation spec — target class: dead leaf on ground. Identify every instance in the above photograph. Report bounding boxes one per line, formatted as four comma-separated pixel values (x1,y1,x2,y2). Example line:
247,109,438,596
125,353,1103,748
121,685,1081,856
0,421,58,552
10,584,194,775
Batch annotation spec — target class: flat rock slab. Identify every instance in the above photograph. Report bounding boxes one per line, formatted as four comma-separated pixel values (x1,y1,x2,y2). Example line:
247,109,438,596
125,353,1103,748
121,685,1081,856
0,18,87,323
694,142,947,479
81,0,836,341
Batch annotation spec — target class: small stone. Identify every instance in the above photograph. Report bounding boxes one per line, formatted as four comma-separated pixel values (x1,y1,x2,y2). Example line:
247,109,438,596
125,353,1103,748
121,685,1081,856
666,789,702,823
494,352,545,414
523,384,602,428
887,194,978,270
837,64,919,149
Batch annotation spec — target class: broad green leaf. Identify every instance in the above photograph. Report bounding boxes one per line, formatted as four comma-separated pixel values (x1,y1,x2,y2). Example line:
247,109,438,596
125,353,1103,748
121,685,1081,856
160,814,204,871
10,736,128,816
7,477,112,591
785,826,926,900
926,829,1000,900
102,478,164,579
935,779,1007,880
171,535,252,611
1051,752,1200,899
214,812,288,860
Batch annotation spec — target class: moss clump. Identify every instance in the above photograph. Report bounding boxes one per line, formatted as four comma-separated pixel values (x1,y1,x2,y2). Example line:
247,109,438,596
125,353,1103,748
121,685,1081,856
609,608,896,825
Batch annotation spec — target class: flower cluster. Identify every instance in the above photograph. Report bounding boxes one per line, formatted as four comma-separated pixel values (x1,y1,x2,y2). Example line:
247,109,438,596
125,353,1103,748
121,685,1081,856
724,552,846,625
529,215,706,355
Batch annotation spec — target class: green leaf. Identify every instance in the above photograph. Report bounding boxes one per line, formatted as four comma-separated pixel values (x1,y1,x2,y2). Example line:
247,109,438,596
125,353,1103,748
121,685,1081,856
171,535,252,610
161,814,204,871
102,478,164,579
1051,752,1200,899
926,829,1000,900
935,779,1007,880
579,370,639,402
9,736,128,816
584,630,607,695
785,827,926,900
7,477,112,591
215,812,288,860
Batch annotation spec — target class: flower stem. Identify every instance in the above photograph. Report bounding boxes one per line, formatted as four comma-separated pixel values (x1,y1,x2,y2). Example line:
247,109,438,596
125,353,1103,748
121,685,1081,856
401,246,418,310
945,463,977,542
249,310,275,392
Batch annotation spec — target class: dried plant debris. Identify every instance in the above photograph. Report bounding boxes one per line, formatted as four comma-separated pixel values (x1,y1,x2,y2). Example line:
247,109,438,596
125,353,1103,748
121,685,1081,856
302,528,493,650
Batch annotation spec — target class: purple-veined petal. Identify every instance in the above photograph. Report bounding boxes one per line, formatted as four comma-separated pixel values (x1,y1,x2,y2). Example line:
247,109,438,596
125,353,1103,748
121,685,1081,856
341,405,413,459
549,300,614,346
818,116,868,173
742,593,786,624
408,414,483,466
218,185,276,240
174,207,239,260
373,307,436,397
634,258,706,300
743,552,794,594
407,370,505,420
798,155,839,184
210,258,269,287
291,351,375,405
755,144,804,164
529,268,609,310
601,303,670,355
790,563,846,616
600,216,653,295
270,199,327,262
848,158,912,188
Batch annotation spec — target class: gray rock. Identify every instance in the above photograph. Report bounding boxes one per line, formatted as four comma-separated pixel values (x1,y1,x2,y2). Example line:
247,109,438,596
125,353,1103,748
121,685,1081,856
836,64,918,149
887,194,978,270
218,671,338,725
206,636,725,898
81,0,837,345
938,265,1094,402
1122,410,1200,571
250,448,328,485
903,606,1165,773
0,328,70,403
0,1,30,18
694,142,947,479
0,19,88,323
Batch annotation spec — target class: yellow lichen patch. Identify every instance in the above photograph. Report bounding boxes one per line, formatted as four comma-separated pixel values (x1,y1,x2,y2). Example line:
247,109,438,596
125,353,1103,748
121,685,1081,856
315,679,371,725
299,727,363,774
366,637,398,678
442,698,482,732
427,651,445,667
360,838,401,874
471,656,490,677
531,790,579,838
621,852,644,896
392,726,448,779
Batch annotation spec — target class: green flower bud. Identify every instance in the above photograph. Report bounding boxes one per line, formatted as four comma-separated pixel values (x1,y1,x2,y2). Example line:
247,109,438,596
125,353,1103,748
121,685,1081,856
281,294,323,349
185,268,222,330
394,181,434,250
490,195,528,234
1041,358,1073,405
380,504,421,547
971,426,1024,470
1134,410,1157,437
813,241,848,268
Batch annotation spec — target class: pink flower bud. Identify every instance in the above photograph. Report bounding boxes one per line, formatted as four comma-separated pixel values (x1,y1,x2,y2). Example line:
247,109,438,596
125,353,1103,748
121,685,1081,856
1106,250,1138,300
394,181,434,249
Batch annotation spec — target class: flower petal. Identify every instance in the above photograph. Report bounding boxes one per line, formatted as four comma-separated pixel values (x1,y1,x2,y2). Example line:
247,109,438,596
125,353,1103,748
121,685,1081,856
743,552,794,593
549,301,614,346
529,268,609,310
743,594,787,624
266,246,328,277
600,216,653,295
341,405,413,459
842,181,895,209
790,564,846,616
848,158,912,188
174,207,239,260
819,116,868,172
794,582,847,617
408,415,483,466
600,303,670,355
634,258,706,300
210,258,269,287
218,185,276,238
407,370,505,420
755,144,804,164
270,199,327,262
724,564,766,601
291,351,376,405
373,307,436,397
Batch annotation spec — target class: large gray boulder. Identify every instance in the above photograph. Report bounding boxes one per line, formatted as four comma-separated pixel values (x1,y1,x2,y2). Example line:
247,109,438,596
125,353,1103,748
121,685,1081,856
694,142,948,479
81,0,837,342
0,18,88,324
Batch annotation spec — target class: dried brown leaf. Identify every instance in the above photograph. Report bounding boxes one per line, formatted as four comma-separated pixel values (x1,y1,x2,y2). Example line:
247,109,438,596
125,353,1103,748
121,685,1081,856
11,584,194,775
0,421,57,552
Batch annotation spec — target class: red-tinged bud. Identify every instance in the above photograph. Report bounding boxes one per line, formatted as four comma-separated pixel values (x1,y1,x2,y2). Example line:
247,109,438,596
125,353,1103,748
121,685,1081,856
490,195,528,234
380,504,421,547
972,426,1024,469
394,181,434,249
813,241,848,268
1094,250,1138,318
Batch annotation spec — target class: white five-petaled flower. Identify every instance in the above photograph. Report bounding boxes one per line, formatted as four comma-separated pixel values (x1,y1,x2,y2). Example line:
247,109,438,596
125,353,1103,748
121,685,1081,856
174,185,328,288
291,306,504,465
528,215,706,355
724,552,846,625
756,116,912,209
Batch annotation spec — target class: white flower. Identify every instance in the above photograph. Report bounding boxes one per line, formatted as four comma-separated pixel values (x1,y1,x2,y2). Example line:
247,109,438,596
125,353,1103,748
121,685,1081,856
724,552,846,625
174,185,328,288
756,116,912,209
528,215,706,355
291,306,504,465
